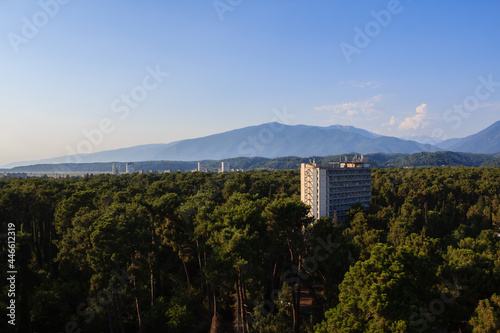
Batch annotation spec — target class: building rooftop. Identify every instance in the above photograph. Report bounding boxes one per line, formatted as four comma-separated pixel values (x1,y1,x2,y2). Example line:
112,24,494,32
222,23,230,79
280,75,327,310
304,160,370,169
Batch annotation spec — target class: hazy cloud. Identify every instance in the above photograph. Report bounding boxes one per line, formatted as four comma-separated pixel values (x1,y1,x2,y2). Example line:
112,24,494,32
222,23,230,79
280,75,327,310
315,95,384,118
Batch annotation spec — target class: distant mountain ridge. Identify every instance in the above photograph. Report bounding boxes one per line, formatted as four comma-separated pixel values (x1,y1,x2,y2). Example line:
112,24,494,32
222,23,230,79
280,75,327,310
439,121,500,153
3,121,500,168
3,123,438,168
325,124,381,139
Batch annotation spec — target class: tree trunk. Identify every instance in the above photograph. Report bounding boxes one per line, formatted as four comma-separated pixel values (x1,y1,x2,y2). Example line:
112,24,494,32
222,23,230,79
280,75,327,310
210,292,220,333
135,296,143,333
239,278,249,333
237,270,247,333
291,288,297,330
240,281,246,333
181,257,191,286
489,200,493,229
132,276,144,333
196,240,205,298
235,280,241,332
148,251,154,307
271,261,277,292
150,266,154,307
242,282,250,333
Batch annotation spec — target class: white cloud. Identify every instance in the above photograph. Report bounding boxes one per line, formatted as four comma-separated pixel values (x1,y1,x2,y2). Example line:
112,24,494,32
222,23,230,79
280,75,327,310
398,103,429,131
315,95,384,118
382,116,396,127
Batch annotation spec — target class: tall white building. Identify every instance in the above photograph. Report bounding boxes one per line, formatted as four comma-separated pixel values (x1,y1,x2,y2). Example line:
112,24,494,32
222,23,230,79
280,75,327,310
220,162,231,173
301,160,371,221
198,162,208,172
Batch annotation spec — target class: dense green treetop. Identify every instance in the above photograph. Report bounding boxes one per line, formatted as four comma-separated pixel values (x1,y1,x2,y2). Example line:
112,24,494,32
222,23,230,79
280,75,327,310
0,167,499,332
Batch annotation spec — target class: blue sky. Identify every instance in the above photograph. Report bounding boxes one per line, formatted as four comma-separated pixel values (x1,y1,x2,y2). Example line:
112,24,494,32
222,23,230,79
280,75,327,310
1,0,500,165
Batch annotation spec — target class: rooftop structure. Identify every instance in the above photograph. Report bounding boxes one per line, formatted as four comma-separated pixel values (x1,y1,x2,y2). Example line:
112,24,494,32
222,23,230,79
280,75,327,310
300,158,371,221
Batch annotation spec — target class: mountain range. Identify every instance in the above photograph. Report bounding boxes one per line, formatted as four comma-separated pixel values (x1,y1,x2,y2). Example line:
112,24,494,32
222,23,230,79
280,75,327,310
438,121,500,153
4,121,500,168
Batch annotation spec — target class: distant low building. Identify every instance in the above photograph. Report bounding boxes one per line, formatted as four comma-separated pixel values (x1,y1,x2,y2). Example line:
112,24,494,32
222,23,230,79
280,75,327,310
300,158,371,221
1,172,27,179
137,169,163,174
